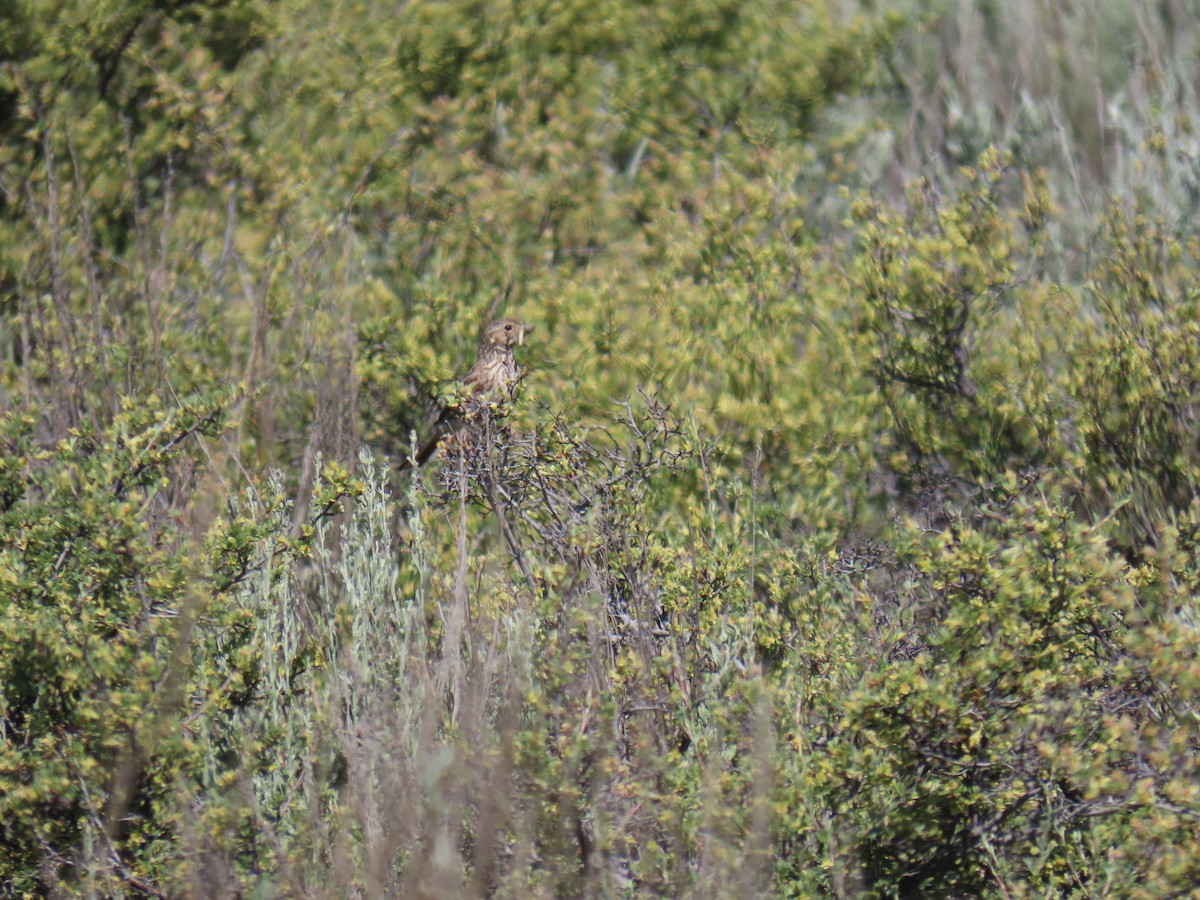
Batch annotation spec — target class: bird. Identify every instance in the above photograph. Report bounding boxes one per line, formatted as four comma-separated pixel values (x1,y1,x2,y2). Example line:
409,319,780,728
398,317,534,471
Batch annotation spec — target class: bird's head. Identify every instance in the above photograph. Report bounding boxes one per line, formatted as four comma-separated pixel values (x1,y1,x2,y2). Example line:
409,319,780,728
483,317,534,349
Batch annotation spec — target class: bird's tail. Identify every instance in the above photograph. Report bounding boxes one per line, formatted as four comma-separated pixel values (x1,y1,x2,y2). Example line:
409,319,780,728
398,403,463,473
396,433,443,472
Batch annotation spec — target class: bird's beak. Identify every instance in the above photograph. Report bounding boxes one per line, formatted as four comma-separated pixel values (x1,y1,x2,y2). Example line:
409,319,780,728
520,323,533,345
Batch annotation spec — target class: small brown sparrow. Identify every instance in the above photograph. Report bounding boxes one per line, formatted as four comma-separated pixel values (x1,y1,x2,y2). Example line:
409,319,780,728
398,317,534,471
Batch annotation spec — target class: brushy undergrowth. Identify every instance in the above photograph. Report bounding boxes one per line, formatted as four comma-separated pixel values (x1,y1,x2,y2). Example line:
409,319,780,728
3,0,1200,896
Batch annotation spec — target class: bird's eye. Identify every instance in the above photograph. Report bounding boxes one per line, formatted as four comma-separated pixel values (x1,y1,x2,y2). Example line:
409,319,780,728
505,324,512,331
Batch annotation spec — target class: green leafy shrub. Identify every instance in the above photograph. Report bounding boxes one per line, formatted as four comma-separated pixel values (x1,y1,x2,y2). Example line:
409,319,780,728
3,0,1200,895
0,394,226,893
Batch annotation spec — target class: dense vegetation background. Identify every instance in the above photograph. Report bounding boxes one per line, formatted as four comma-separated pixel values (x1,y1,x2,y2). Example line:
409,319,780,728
3,0,1200,895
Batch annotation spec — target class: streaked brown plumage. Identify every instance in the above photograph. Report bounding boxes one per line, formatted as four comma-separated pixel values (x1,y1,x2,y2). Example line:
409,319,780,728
399,317,534,470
